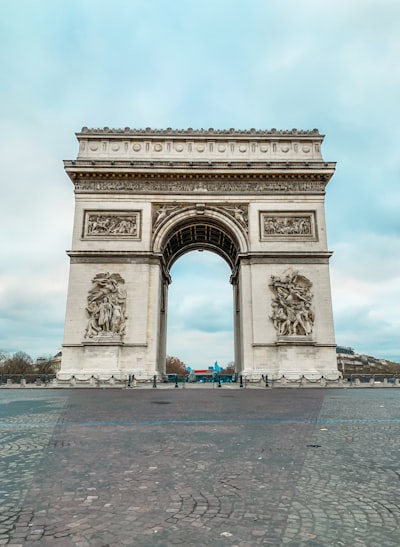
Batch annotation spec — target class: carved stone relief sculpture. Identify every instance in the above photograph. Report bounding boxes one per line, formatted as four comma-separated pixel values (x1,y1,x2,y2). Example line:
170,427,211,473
269,269,314,336
152,203,249,233
261,213,315,239
84,212,140,238
75,179,327,194
84,272,127,339
219,204,248,233
152,205,180,230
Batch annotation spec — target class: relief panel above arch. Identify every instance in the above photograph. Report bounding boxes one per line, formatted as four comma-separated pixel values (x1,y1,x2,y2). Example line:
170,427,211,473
259,211,318,241
151,203,249,234
82,210,142,240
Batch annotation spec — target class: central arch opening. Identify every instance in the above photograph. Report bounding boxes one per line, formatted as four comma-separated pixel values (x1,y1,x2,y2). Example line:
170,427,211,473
166,250,234,371
156,215,244,376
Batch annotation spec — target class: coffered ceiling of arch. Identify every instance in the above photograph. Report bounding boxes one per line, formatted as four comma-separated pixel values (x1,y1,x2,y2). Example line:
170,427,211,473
161,221,240,271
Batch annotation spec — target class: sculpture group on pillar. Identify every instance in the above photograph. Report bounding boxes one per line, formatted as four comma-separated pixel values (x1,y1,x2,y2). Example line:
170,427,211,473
270,269,314,336
84,272,127,339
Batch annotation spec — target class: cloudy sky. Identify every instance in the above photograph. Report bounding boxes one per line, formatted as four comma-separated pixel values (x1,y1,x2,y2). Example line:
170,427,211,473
1,0,399,367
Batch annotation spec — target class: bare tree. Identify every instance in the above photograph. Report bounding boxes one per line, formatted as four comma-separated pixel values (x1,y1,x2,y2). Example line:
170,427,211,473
1,351,33,375
166,355,189,376
220,361,235,375
35,355,57,374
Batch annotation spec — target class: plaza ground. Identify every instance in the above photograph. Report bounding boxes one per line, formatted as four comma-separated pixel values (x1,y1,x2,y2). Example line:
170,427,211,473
0,388,399,546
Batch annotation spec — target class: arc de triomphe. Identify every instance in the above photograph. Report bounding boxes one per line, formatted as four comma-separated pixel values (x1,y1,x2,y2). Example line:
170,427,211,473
60,128,337,379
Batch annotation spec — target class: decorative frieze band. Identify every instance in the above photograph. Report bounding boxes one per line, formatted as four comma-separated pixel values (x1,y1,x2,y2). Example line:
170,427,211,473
83,211,141,239
75,178,326,194
260,212,317,240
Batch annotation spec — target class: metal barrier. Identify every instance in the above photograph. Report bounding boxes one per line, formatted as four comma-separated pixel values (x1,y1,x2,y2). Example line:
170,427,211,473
3,372,397,388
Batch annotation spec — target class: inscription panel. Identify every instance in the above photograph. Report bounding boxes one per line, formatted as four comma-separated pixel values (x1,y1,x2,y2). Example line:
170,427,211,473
83,211,141,239
260,212,317,240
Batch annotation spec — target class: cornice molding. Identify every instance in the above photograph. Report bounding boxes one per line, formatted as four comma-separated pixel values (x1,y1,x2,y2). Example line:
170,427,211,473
65,160,335,171
66,250,162,264
238,251,333,264
78,127,323,137
66,249,332,265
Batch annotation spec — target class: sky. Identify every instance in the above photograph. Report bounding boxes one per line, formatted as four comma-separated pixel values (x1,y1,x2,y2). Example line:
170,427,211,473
0,0,399,368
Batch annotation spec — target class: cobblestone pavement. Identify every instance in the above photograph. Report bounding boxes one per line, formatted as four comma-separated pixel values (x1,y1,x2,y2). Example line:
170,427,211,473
1,388,399,546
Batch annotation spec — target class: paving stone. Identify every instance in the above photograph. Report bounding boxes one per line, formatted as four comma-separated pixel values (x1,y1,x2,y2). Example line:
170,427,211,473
1,389,400,545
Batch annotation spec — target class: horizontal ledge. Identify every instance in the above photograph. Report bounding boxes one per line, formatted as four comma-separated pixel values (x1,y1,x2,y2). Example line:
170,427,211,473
62,343,148,348
67,251,162,264
66,250,333,265
253,342,337,347
275,342,337,347
239,251,333,260
65,161,336,170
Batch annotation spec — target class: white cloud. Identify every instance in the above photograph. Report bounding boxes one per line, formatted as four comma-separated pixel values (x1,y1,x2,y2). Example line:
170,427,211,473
330,234,400,358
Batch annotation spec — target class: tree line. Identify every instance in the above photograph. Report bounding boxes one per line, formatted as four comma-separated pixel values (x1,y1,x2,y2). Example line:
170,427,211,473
0,351,234,376
0,351,58,375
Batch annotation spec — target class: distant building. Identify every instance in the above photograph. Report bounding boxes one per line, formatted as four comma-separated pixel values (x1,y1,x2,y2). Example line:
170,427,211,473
336,346,355,355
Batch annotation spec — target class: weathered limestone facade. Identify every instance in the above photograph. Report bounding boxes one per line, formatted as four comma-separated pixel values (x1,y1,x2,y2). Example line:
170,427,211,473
60,128,337,379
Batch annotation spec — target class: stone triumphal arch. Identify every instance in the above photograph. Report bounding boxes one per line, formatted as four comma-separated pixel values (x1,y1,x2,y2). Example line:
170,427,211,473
60,128,338,379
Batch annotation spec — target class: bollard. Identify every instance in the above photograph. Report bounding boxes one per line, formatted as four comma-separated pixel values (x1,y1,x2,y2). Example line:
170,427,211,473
239,375,243,388
153,375,157,388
